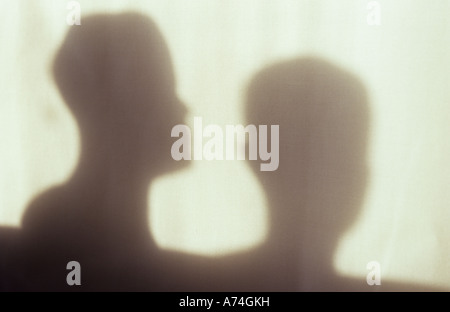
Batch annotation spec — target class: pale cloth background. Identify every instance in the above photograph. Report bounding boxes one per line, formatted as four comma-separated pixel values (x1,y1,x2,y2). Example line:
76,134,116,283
1,0,449,289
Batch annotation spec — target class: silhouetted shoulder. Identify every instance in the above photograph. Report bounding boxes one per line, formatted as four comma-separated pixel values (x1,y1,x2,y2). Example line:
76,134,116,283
377,280,449,292
21,185,68,232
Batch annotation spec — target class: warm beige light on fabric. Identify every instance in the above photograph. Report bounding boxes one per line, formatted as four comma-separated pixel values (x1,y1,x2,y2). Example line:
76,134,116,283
1,0,449,290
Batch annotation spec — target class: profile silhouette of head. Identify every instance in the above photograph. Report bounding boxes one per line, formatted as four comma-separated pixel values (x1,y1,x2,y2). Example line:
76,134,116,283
245,57,369,290
16,13,189,291
53,12,187,177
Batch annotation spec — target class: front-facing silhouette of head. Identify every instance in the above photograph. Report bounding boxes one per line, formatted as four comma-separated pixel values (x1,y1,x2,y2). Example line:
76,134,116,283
245,57,370,290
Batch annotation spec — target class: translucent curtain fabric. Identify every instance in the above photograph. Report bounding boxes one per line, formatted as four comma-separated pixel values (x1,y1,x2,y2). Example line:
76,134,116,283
1,0,449,289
